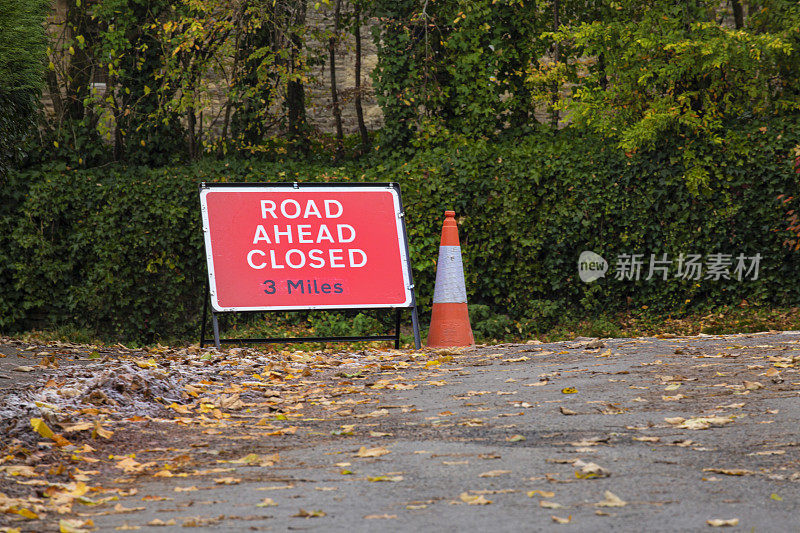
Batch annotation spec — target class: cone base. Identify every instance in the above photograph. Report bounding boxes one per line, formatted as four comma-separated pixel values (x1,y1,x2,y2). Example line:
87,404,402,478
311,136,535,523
427,302,474,347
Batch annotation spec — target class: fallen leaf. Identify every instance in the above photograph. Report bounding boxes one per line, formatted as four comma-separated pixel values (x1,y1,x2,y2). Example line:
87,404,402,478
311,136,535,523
667,416,733,430
230,453,279,467
662,394,687,401
599,404,625,415
10,507,38,519
574,461,610,479
595,491,626,507
62,422,94,433
115,457,149,473
743,381,763,390
551,515,571,524
702,468,754,476
707,518,739,527
364,514,397,519
30,417,56,440
213,477,241,485
527,490,555,498
506,434,526,442
367,475,403,482
293,509,326,518
60,519,94,533
256,498,278,507
113,503,145,513
355,446,391,458
147,519,177,526
561,387,578,394
169,402,191,414
559,406,577,415
459,492,492,505
540,501,564,509
747,450,784,456
92,420,114,440
479,470,511,478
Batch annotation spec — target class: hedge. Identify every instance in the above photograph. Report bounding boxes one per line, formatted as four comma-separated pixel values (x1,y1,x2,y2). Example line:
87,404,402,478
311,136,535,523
2,120,799,342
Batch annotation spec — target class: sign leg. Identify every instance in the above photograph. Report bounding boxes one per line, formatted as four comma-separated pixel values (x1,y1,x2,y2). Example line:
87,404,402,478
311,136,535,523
200,282,209,348
394,308,401,349
211,312,222,350
411,306,421,350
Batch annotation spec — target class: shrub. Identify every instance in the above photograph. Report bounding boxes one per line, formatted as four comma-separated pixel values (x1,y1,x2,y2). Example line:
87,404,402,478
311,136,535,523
3,118,799,342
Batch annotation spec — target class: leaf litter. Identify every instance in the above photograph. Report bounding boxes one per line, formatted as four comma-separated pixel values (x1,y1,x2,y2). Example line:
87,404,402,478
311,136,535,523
0,336,436,527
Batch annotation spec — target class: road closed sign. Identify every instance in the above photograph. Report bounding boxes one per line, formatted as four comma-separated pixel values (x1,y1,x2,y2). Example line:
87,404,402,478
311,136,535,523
199,183,414,311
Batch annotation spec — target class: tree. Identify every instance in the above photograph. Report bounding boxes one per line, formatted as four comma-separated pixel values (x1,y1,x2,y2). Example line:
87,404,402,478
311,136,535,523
547,0,800,192
0,0,48,177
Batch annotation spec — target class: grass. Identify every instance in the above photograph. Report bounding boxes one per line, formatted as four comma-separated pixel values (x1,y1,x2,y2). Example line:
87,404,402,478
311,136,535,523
8,306,800,350
531,306,800,343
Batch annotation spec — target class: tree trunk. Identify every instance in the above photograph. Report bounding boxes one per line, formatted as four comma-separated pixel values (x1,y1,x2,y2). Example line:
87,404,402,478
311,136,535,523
287,0,308,155
329,0,344,159
65,0,93,122
354,3,370,152
731,0,744,29
550,0,560,129
188,104,197,159
598,52,608,91
45,69,64,124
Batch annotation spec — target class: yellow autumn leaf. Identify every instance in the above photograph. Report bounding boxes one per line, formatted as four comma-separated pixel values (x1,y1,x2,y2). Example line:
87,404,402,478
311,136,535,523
169,403,191,414
459,492,491,505
12,507,38,519
93,420,113,440
355,446,391,458
30,417,55,439
293,509,326,517
367,475,403,482
59,518,92,533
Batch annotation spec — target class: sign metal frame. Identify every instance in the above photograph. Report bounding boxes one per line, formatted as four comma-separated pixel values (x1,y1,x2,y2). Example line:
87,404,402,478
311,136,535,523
198,181,421,349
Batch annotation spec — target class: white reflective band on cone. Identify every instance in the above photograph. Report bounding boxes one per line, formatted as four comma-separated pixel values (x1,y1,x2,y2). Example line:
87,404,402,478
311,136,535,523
432,245,468,303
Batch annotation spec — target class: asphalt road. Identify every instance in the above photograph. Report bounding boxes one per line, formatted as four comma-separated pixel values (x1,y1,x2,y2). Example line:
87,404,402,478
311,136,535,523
60,332,800,532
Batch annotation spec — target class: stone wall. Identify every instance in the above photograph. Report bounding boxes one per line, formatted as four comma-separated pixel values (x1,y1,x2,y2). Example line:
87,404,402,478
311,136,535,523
304,6,385,135
43,0,385,138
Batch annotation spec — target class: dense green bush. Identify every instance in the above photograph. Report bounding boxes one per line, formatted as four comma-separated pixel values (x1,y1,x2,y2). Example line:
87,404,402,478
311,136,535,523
0,0,48,176
2,118,799,342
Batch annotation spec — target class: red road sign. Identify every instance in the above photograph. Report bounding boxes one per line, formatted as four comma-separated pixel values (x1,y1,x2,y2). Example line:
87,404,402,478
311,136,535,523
200,184,414,311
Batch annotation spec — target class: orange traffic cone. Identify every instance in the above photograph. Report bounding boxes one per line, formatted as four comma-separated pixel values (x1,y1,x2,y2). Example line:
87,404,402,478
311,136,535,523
427,210,474,347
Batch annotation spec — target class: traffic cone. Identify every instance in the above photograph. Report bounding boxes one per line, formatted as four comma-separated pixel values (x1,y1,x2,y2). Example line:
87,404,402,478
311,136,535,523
427,210,474,347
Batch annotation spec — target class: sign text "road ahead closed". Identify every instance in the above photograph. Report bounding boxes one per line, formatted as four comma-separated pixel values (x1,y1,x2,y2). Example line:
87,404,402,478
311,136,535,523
200,184,413,311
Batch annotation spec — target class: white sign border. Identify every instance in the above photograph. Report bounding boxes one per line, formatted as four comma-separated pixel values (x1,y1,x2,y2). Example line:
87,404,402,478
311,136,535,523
200,184,414,312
